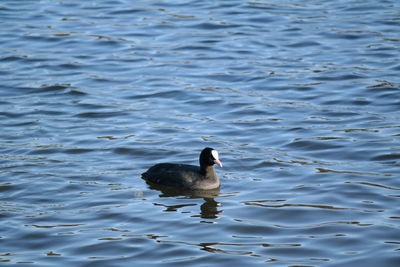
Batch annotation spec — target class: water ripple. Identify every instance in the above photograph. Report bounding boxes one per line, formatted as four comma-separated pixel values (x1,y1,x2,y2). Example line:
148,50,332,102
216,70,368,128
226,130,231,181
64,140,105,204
1,0,399,266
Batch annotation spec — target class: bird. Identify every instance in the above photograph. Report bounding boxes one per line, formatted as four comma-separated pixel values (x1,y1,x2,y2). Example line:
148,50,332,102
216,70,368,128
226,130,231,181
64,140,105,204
142,147,223,190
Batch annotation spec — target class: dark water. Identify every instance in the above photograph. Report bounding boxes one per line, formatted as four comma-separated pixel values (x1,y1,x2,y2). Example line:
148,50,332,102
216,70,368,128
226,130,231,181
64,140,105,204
1,0,400,266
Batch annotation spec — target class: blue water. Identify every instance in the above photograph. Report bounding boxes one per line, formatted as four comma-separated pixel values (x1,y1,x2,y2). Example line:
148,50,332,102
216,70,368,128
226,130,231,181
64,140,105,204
1,0,400,266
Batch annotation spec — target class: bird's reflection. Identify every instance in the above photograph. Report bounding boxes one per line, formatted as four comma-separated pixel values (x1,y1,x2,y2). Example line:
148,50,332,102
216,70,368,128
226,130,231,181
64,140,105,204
146,181,223,219
199,197,220,219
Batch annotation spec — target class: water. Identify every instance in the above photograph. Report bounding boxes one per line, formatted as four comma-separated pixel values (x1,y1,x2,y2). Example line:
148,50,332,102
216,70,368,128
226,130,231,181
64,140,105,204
1,0,399,266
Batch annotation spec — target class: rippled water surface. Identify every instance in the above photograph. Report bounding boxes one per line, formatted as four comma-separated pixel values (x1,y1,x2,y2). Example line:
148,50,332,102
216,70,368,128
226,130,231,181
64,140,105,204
1,0,400,266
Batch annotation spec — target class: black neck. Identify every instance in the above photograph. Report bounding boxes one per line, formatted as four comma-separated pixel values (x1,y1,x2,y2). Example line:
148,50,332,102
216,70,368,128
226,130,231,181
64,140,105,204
200,164,216,178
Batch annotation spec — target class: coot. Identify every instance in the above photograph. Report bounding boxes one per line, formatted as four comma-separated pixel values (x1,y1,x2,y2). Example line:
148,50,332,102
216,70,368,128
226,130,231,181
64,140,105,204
141,147,223,190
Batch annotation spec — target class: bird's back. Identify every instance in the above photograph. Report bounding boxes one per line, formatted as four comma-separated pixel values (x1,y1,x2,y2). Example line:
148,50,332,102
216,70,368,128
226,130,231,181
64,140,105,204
142,163,202,189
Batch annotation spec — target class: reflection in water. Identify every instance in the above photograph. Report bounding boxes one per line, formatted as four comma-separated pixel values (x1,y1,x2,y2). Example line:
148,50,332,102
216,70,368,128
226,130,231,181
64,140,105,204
145,181,223,219
199,198,221,219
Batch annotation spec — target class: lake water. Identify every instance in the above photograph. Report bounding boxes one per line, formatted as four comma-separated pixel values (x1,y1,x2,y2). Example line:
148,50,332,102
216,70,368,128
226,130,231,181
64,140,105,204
1,0,399,266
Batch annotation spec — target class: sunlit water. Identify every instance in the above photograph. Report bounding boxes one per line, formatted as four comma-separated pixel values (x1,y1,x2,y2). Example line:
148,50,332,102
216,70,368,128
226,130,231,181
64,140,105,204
1,0,400,266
